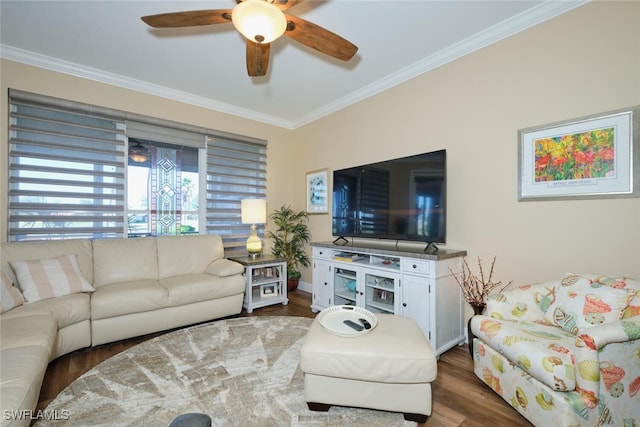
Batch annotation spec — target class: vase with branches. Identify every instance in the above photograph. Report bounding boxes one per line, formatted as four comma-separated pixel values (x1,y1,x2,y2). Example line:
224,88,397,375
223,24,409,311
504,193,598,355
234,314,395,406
450,256,512,315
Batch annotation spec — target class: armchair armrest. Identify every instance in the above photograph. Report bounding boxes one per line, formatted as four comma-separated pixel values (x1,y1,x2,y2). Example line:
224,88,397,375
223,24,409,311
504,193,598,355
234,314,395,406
576,315,640,350
570,315,640,409
205,258,244,277
486,280,558,322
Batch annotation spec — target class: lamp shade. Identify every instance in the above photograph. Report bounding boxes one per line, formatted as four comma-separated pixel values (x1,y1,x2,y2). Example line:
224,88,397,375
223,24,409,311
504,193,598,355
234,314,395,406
241,199,267,224
232,0,287,44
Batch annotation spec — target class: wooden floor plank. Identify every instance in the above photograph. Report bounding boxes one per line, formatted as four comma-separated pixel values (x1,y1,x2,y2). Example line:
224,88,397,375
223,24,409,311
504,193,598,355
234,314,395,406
36,290,532,426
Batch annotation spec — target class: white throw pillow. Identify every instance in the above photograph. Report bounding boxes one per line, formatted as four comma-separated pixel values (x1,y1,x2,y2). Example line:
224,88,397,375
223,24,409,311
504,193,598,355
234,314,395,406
1,269,25,313
9,254,95,303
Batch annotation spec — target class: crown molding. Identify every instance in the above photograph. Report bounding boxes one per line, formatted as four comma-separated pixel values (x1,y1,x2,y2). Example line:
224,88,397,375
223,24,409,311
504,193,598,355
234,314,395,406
0,45,294,129
291,0,590,128
1,0,588,130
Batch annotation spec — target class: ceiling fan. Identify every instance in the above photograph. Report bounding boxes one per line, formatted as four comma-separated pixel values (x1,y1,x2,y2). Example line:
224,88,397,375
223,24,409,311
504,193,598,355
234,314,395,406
141,0,358,77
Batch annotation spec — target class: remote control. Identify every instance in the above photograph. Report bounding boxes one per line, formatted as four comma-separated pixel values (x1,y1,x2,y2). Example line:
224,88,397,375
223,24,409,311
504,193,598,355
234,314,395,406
343,319,364,332
358,318,372,330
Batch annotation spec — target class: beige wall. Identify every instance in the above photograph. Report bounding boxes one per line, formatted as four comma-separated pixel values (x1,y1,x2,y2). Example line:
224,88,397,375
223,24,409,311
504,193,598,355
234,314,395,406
0,60,296,242
292,1,640,285
1,1,639,290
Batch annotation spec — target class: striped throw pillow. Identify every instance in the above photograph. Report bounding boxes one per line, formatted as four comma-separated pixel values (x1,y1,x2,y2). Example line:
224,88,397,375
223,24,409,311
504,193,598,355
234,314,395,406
9,254,95,303
1,269,25,313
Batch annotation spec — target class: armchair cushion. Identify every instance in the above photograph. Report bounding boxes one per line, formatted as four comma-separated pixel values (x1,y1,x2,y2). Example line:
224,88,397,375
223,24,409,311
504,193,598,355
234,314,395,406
471,316,577,391
486,281,558,323
544,273,638,334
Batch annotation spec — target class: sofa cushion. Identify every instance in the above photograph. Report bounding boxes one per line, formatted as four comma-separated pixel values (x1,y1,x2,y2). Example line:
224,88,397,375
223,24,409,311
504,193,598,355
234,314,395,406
1,293,91,329
160,274,245,307
92,237,158,287
0,314,57,352
1,269,25,313
1,239,94,284
9,254,95,303
544,273,637,334
156,235,225,279
91,280,168,320
471,316,577,392
0,315,57,414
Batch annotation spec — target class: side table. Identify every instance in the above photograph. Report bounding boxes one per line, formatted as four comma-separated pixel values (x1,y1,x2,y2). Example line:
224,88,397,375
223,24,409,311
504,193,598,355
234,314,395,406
228,255,288,313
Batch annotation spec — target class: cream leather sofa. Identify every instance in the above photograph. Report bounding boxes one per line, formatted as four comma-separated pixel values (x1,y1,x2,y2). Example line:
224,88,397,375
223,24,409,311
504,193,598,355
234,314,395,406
0,235,245,427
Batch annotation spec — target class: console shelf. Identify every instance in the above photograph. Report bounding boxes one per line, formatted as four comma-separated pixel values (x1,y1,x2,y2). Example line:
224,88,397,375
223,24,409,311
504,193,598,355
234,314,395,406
311,241,467,356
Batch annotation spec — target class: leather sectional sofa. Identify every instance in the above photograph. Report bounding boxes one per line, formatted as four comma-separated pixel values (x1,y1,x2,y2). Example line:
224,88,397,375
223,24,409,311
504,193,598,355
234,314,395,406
0,234,245,427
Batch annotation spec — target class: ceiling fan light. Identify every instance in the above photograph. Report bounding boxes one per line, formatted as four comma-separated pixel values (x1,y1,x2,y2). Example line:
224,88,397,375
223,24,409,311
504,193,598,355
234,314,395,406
232,0,287,44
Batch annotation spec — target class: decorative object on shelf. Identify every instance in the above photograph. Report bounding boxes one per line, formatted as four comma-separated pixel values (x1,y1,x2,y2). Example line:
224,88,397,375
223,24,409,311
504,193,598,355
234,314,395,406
305,169,329,214
518,105,639,201
241,198,267,258
267,205,311,292
260,283,277,298
450,256,512,357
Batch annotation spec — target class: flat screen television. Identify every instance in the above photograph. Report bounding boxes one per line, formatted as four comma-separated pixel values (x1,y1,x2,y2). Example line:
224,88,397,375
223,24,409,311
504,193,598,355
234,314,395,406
332,149,446,246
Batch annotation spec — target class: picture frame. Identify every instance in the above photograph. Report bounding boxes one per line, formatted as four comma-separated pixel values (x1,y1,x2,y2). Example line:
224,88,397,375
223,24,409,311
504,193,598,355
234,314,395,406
260,283,277,298
518,106,639,201
306,168,329,214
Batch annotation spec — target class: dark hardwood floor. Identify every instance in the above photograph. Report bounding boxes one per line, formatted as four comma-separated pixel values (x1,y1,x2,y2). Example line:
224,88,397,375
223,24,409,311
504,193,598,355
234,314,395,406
36,291,532,426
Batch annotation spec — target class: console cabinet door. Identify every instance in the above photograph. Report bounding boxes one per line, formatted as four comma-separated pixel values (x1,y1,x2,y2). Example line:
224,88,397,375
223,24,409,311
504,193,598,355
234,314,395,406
312,259,332,312
400,274,431,342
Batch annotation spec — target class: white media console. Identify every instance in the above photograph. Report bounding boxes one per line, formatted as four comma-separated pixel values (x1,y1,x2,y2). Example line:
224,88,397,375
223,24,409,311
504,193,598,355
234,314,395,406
311,241,467,356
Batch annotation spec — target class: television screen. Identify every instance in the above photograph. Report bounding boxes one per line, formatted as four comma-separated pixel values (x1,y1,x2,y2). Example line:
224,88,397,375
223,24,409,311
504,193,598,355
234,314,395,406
332,149,446,243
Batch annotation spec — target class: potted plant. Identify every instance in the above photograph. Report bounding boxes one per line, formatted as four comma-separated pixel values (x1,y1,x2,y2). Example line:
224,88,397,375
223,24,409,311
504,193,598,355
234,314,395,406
266,205,311,292
450,256,512,357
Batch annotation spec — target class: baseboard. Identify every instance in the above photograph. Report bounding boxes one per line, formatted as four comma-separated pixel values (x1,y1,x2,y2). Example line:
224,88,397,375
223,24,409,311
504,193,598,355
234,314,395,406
297,280,312,294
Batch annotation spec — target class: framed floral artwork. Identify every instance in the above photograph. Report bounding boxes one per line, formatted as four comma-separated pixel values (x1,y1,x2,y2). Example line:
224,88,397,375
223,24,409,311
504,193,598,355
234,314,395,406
306,169,329,214
518,106,639,201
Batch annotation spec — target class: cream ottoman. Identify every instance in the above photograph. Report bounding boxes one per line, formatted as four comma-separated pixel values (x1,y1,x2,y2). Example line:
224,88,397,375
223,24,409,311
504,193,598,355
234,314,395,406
300,313,437,423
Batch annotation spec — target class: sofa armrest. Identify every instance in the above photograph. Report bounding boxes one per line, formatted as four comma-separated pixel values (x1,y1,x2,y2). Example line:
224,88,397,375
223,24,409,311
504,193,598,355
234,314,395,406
576,314,640,350
205,259,244,277
486,280,558,322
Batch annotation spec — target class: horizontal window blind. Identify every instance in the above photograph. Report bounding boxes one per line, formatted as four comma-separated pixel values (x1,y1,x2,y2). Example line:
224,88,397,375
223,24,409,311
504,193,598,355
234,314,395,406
8,90,127,241
206,135,267,257
126,120,206,149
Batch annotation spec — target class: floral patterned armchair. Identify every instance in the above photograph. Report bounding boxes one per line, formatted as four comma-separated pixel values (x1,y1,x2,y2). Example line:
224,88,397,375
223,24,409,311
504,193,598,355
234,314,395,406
469,273,640,427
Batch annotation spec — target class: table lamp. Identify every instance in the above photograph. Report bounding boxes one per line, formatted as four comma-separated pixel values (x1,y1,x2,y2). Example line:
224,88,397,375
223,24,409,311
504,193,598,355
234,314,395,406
241,199,267,258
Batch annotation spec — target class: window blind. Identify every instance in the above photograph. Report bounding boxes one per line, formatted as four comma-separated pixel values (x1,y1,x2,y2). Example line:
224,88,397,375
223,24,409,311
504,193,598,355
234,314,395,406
126,120,206,149
206,135,267,257
8,90,127,241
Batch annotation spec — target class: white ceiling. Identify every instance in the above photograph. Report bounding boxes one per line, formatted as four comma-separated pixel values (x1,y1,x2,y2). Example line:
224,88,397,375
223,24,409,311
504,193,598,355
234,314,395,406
0,1,587,129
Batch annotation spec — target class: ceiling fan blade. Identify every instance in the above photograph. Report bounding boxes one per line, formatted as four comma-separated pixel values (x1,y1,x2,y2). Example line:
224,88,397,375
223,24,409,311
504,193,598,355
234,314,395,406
273,0,305,11
246,41,270,77
141,9,232,28
284,15,357,61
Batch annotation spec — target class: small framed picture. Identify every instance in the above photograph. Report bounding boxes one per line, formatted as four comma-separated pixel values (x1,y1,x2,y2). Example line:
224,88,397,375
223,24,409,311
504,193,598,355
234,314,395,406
260,283,278,298
306,168,329,214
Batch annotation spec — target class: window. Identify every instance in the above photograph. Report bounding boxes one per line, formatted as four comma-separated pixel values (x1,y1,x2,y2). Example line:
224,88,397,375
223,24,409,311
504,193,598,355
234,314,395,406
127,139,200,237
206,136,267,257
7,89,267,252
8,91,126,241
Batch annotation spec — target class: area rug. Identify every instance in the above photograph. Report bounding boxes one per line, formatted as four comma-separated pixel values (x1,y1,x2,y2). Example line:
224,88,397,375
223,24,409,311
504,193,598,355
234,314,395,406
36,316,416,426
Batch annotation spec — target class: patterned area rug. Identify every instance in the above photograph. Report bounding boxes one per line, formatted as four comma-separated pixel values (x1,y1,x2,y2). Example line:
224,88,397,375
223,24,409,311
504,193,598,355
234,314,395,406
37,316,416,426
